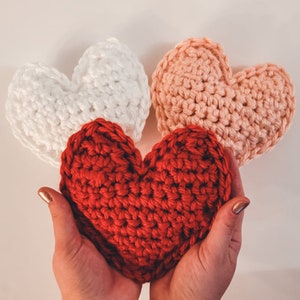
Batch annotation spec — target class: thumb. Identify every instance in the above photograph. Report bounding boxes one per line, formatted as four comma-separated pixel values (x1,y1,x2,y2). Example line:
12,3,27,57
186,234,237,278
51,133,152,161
38,187,82,254
204,196,250,259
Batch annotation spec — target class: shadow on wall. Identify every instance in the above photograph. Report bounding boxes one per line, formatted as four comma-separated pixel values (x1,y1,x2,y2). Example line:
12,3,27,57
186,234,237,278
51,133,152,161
0,67,17,105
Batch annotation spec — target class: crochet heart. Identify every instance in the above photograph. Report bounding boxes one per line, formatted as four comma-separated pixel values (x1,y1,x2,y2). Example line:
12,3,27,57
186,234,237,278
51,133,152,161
6,38,150,167
60,118,231,283
151,38,295,165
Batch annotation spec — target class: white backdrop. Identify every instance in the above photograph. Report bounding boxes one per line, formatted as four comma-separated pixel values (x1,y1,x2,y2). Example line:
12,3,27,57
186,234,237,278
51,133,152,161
0,0,299,299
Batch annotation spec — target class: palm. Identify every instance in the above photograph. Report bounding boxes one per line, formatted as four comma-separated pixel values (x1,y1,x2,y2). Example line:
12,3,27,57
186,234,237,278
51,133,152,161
39,186,142,300
150,244,205,300
150,149,247,300
53,229,142,300
151,240,235,300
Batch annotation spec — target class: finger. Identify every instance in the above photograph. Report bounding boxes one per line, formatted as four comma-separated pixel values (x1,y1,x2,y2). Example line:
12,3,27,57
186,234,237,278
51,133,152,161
38,187,82,254
203,196,250,260
224,148,244,197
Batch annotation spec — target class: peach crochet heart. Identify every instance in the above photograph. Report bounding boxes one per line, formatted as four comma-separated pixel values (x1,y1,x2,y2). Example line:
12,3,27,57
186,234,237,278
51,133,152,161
6,38,150,167
151,38,295,165
60,118,231,283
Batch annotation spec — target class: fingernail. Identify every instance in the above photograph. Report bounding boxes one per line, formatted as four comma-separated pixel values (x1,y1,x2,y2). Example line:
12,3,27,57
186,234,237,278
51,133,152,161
38,188,52,204
232,199,250,215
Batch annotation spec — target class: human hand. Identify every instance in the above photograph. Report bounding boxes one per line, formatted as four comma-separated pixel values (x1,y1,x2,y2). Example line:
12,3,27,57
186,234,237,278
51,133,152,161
150,149,250,300
38,187,142,300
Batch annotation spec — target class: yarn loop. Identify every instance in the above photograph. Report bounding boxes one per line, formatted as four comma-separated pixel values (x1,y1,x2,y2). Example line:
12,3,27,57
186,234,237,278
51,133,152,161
60,118,231,283
151,38,295,165
6,38,150,167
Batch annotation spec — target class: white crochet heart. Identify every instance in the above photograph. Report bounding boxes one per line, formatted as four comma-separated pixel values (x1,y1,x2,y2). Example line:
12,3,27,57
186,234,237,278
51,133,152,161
6,38,150,167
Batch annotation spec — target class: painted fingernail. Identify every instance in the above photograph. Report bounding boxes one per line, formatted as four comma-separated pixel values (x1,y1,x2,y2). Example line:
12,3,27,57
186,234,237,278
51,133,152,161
232,199,250,215
38,188,52,204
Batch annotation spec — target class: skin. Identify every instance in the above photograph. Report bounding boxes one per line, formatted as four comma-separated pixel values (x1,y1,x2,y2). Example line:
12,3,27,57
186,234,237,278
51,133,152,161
38,189,142,300
38,149,249,300
150,149,250,300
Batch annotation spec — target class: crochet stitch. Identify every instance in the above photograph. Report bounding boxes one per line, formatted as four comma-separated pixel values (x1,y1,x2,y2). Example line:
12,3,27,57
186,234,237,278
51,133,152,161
151,38,295,165
60,118,231,283
6,38,150,167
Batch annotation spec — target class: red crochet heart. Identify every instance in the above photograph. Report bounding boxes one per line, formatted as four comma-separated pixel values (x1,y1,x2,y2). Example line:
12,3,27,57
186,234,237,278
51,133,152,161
60,118,231,283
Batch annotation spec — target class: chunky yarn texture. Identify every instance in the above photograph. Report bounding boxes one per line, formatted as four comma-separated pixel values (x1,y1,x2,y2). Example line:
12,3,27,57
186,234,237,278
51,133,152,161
151,38,295,165
6,38,150,167
60,118,231,283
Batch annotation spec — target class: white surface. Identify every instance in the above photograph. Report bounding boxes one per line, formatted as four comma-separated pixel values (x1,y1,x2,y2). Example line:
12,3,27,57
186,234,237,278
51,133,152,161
0,0,299,299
